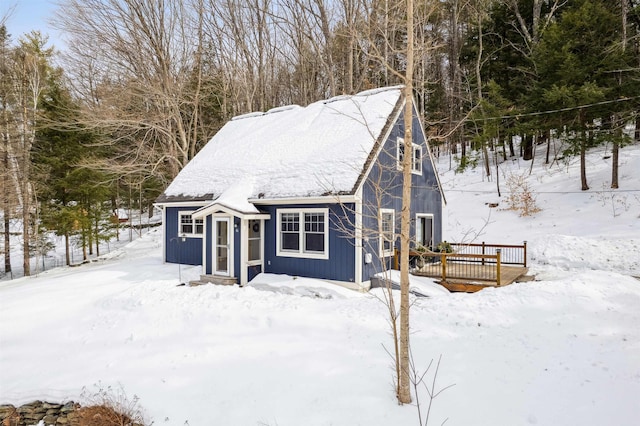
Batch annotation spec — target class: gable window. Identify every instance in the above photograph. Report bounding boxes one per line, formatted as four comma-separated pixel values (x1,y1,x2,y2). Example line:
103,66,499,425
397,137,422,175
380,209,395,257
276,208,329,259
178,212,203,237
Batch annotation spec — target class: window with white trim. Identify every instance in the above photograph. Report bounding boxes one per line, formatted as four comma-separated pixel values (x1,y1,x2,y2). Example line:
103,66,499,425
178,212,203,237
248,219,261,262
380,209,395,257
276,208,329,259
397,137,422,175
416,214,434,250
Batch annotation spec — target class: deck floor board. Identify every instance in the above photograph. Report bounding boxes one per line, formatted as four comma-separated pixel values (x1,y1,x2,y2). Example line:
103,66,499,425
413,262,529,292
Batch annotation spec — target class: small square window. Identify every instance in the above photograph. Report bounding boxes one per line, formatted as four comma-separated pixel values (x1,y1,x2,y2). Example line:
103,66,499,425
179,212,203,237
397,137,422,175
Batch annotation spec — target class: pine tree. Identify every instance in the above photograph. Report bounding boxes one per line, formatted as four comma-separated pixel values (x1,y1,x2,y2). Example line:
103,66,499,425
34,67,115,265
533,0,632,190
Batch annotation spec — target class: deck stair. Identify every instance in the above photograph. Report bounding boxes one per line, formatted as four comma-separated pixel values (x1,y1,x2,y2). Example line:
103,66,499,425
189,274,237,286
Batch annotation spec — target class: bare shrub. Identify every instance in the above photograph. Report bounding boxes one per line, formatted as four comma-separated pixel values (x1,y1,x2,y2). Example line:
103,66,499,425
504,173,541,216
78,384,149,426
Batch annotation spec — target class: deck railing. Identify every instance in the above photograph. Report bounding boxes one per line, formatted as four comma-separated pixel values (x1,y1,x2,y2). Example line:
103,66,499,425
448,242,527,267
437,251,502,283
394,241,527,286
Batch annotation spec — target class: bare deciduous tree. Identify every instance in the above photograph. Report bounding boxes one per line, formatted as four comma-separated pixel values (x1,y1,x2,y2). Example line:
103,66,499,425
54,0,218,183
2,31,53,276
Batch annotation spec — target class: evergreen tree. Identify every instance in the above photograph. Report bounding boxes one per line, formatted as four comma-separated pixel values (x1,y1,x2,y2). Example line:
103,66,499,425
34,66,115,265
532,0,635,190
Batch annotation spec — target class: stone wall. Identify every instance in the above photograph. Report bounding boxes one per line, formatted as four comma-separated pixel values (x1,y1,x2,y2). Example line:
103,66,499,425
0,401,80,426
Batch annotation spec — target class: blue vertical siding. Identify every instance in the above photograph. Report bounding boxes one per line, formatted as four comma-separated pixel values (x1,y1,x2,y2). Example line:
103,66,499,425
258,203,356,282
165,206,204,266
361,105,443,282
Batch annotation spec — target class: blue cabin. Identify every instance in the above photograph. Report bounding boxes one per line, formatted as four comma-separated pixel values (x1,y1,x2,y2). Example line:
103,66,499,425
155,86,444,290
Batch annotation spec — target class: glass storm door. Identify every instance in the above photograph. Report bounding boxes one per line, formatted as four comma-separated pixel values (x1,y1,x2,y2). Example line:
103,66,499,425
214,218,230,276
417,215,434,249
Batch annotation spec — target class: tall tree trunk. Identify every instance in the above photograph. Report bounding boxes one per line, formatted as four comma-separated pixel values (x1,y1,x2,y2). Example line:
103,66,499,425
508,132,515,157
2,148,10,274
448,0,463,156
545,129,551,164
398,0,414,405
22,200,30,276
580,138,588,190
94,213,100,257
580,113,589,190
611,113,620,189
476,10,490,178
483,144,490,177
64,232,70,266
611,137,619,189
612,1,627,188
82,227,87,261
522,134,533,160
88,205,94,256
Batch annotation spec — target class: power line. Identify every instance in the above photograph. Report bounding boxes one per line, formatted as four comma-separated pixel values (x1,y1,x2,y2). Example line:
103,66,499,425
471,96,640,122
444,188,640,194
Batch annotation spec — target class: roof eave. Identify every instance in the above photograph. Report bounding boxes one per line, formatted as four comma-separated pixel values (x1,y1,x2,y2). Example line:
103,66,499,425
350,91,406,195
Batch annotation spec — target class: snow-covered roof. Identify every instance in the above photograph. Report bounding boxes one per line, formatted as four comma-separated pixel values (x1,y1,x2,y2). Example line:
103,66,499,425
159,86,404,202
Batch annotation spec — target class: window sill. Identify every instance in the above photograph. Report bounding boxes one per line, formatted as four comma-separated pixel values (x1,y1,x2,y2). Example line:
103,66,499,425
396,165,422,175
276,250,329,260
380,250,394,258
179,234,203,239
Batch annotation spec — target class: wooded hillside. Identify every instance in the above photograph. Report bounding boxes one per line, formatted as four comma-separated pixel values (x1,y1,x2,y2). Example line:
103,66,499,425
1,0,639,276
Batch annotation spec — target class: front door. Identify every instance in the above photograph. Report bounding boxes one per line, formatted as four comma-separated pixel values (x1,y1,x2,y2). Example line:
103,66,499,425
417,214,434,249
214,217,230,276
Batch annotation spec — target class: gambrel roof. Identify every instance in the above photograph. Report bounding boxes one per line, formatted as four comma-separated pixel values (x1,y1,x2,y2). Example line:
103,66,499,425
157,86,404,203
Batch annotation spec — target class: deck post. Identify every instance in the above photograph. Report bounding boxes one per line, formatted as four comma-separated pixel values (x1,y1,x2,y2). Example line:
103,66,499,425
523,241,527,267
496,249,501,286
394,248,399,270
441,253,447,282
482,241,486,266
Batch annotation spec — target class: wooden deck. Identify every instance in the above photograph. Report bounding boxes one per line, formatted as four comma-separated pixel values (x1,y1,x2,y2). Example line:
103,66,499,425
396,242,531,293
413,263,530,293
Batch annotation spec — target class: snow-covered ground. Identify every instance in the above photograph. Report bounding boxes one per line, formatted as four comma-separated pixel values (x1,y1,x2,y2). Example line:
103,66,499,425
1,145,639,425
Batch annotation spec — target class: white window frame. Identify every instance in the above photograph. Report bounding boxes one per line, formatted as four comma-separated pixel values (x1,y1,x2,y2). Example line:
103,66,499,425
247,219,262,265
276,208,329,260
397,137,423,175
178,211,204,238
415,213,434,250
379,208,395,258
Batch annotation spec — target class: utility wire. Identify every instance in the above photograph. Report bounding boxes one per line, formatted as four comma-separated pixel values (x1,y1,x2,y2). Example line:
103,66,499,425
470,96,640,122
444,188,640,194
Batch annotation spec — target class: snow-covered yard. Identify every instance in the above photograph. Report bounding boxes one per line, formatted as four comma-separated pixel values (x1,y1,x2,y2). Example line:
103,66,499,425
1,145,639,425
